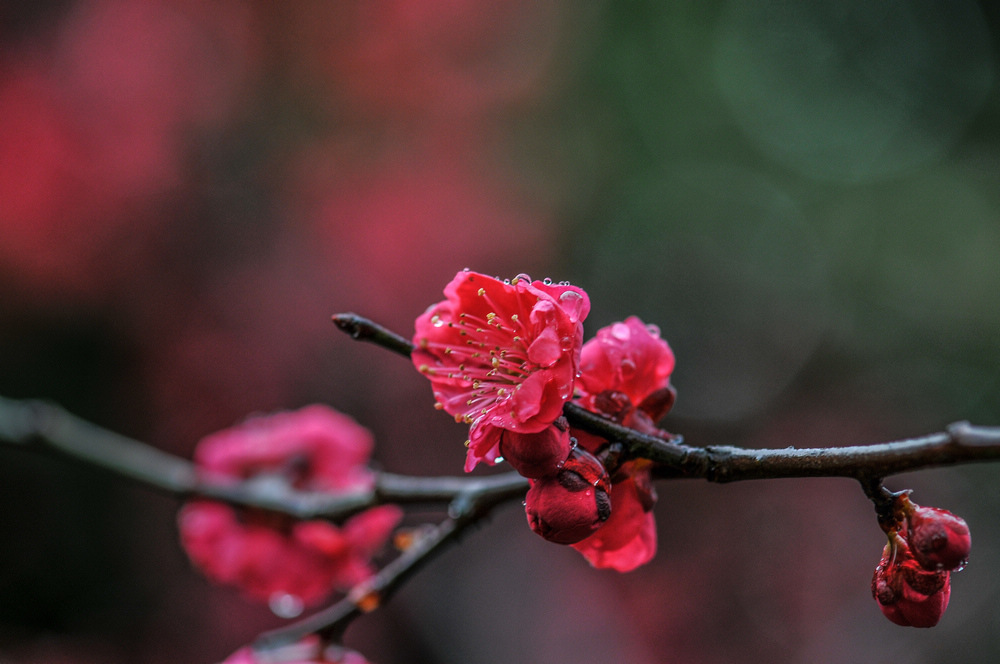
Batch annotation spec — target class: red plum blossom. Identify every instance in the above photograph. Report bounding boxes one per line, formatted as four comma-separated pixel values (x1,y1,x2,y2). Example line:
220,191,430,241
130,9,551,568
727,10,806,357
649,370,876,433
178,405,402,609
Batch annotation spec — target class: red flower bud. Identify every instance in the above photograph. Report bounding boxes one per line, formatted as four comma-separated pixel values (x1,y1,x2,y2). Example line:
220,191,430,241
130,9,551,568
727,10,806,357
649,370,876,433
499,421,572,479
525,447,611,544
872,541,952,628
906,506,971,571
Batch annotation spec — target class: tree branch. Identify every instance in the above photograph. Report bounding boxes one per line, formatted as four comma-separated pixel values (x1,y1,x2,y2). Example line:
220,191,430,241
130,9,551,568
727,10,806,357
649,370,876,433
331,313,1000,483
0,395,526,522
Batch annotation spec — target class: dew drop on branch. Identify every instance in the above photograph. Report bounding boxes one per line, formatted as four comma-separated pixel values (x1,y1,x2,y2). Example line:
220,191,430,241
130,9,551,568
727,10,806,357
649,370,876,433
269,592,304,618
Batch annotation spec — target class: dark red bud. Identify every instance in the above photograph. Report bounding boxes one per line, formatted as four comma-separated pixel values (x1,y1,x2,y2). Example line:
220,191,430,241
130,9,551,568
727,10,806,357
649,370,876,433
500,424,572,479
593,390,632,420
872,541,952,628
637,386,676,421
524,447,611,545
907,506,970,571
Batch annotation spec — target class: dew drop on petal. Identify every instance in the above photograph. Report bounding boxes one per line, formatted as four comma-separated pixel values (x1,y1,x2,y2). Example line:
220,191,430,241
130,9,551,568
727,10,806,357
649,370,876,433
269,592,305,618
543,277,553,285
515,273,532,283
611,322,631,341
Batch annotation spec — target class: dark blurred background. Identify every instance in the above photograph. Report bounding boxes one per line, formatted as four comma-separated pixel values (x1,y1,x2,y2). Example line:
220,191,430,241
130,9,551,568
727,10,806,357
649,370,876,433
2,2,999,663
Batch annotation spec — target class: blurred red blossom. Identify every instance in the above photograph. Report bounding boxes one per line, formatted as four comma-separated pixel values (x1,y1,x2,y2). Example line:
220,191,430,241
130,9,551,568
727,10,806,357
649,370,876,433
412,270,589,471
222,636,370,664
179,406,402,609
0,0,257,299
293,0,561,119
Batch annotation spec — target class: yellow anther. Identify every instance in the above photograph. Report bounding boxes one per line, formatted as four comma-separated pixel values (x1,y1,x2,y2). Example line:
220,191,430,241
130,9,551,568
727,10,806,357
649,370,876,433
478,287,486,296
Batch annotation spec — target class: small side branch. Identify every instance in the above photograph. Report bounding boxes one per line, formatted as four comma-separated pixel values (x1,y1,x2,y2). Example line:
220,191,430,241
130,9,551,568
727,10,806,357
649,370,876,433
0,395,526,521
254,471,526,652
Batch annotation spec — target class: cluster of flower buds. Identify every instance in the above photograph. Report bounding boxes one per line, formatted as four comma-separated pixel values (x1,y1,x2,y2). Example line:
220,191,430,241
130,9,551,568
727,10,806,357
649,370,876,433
515,425,613,544
872,493,971,627
413,271,677,571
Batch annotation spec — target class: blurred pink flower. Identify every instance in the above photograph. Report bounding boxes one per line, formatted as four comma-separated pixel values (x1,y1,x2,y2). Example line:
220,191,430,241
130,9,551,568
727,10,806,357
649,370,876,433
0,0,256,298
413,271,589,471
222,637,370,664
178,406,402,608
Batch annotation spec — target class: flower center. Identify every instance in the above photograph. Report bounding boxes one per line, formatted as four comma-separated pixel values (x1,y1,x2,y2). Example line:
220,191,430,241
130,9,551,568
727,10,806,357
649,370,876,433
419,288,541,425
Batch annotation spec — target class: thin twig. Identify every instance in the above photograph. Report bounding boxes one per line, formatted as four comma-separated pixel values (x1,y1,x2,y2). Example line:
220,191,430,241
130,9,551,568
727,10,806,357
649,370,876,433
254,472,526,652
0,395,526,521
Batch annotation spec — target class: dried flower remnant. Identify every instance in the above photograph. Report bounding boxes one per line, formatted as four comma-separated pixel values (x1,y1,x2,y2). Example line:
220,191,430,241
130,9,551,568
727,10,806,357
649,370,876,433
178,405,401,609
413,270,589,471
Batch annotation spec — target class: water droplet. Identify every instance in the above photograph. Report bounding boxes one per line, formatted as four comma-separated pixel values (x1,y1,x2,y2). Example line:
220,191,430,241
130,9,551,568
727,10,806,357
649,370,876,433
542,277,553,285
269,593,304,618
462,267,470,272
611,322,631,341
514,273,532,283
558,280,570,286
503,278,511,285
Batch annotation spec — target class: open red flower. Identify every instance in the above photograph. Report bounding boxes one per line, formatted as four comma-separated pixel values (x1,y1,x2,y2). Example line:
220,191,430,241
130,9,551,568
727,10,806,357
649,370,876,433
413,270,589,471
566,317,676,571
178,405,402,610
576,316,675,417
571,463,658,572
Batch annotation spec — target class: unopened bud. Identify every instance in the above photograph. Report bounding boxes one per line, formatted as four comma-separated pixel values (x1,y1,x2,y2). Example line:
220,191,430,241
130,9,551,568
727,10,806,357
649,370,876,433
500,421,571,479
524,447,611,544
872,541,952,628
907,506,971,571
